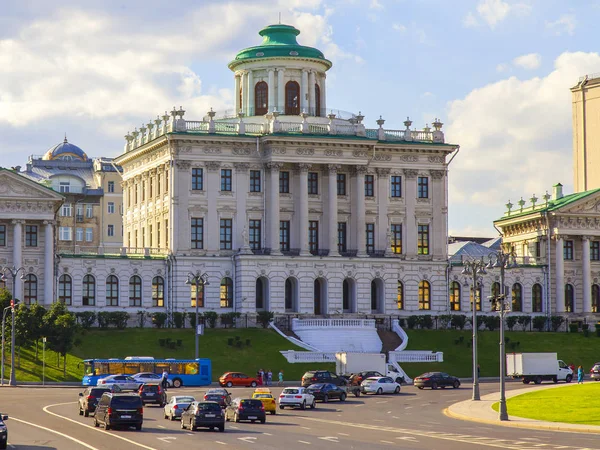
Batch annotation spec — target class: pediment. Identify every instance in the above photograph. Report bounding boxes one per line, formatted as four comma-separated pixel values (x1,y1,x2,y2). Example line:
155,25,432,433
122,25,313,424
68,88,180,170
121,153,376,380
559,193,600,215
0,168,64,202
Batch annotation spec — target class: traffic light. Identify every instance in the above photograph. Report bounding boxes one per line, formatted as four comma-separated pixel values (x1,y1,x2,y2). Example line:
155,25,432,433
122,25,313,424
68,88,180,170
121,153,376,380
10,299,14,310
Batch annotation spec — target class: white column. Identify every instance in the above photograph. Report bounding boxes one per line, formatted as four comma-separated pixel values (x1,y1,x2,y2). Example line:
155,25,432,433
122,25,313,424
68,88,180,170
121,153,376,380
555,236,565,312
277,69,285,113
267,69,275,114
308,71,316,115
206,162,221,252
234,162,249,251
404,170,418,257
376,168,390,252
301,69,309,113
12,220,23,301
583,236,592,313
240,71,247,115
44,221,54,304
268,163,282,255
247,70,254,116
298,163,311,256
355,166,367,257
321,73,327,114
431,170,446,258
234,73,241,114
327,165,340,256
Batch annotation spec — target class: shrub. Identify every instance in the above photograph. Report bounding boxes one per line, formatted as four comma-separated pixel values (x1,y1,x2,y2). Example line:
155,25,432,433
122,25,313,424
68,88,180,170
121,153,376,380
451,315,467,330
406,315,419,329
517,315,531,331
221,312,241,328
582,323,590,331
109,312,130,330
204,311,218,328
75,311,96,329
398,318,407,328
506,316,518,331
583,329,590,337
569,323,579,333
419,315,433,330
438,315,452,329
97,312,111,329
550,315,565,332
173,312,186,329
257,311,275,328
152,312,168,329
596,326,600,337
484,315,500,331
137,310,149,328
532,316,546,332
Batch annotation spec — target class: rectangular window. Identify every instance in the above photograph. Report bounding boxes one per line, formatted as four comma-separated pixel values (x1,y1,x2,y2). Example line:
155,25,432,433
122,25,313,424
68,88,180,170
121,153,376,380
391,223,402,254
417,176,429,198
107,202,115,214
25,225,38,247
592,241,600,261
107,181,115,193
59,181,70,193
157,222,161,248
418,224,430,255
85,228,93,242
366,223,375,254
149,177,154,198
76,204,84,218
220,219,232,250
149,224,153,246
308,172,319,195
249,219,261,250
535,240,541,259
0,225,5,246
76,228,83,242
564,240,574,260
59,227,72,241
157,173,162,196
192,168,203,191
338,222,347,253
364,175,375,197
141,180,145,202
165,219,169,248
391,176,402,198
61,203,72,217
191,218,204,249
86,204,93,218
221,169,232,192
250,170,261,193
309,220,319,254
165,170,169,193
279,171,290,194
337,174,346,196
107,225,114,237
280,221,290,252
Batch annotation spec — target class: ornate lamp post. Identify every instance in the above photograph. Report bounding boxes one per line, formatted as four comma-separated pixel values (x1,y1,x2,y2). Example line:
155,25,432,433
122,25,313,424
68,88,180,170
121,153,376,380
185,272,209,359
461,259,487,401
1,266,27,386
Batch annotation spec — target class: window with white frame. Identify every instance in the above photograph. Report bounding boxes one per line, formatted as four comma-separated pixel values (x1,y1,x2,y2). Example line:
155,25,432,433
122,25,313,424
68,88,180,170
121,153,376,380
107,224,114,237
59,227,72,241
85,228,93,242
61,203,72,217
76,228,84,242
59,181,70,193
86,204,93,218
107,202,115,214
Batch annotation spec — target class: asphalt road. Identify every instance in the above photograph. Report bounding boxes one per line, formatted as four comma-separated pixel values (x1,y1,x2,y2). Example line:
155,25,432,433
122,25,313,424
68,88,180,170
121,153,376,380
1,382,599,450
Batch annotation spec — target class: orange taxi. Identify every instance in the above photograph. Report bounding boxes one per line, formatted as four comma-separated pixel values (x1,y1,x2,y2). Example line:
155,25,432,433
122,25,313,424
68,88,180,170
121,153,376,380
252,388,277,415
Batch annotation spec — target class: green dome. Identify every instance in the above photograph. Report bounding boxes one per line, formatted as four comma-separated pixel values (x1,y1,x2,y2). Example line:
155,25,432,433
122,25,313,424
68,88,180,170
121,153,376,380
229,24,332,70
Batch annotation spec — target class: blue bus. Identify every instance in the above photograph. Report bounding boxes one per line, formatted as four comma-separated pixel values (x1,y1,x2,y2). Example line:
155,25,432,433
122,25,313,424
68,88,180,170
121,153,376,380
81,357,212,388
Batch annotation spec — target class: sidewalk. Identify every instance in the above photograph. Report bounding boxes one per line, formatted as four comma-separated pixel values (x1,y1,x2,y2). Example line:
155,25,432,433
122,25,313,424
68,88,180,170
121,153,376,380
446,383,600,434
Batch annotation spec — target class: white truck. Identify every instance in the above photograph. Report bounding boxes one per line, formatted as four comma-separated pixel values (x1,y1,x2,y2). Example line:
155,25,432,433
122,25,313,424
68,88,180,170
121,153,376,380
506,352,573,384
335,352,408,384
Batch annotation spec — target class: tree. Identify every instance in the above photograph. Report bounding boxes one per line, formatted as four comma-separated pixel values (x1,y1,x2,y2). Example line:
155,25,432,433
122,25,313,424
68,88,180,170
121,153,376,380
14,304,33,367
0,288,11,312
43,302,80,376
29,303,47,360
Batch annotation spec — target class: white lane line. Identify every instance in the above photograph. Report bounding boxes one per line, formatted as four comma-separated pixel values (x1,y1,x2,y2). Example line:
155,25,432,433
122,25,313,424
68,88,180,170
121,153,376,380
373,419,385,422
157,425,166,429
43,402,158,450
387,411,392,414
263,432,273,436
229,425,239,429
381,440,395,444
298,441,311,445
215,441,227,445
300,426,311,430
337,432,349,436
9,416,99,450
376,401,388,404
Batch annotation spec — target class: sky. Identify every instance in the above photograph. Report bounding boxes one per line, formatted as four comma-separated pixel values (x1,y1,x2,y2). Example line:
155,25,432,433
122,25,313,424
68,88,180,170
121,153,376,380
1,0,599,237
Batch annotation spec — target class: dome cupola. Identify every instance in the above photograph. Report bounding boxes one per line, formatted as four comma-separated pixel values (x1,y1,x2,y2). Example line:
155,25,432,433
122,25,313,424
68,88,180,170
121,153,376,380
43,135,88,161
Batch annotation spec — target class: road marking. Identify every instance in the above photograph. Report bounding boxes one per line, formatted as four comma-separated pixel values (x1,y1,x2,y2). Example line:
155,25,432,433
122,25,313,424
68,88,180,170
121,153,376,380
404,406,413,409
318,436,339,442
300,426,311,430
157,425,166,429
397,437,418,442
157,437,176,443
215,441,227,445
392,416,399,419
337,432,349,436
376,401,388,404
9,415,99,450
43,402,158,450
298,441,311,445
229,425,239,429
381,440,395,444
238,437,257,444
387,411,392,414
263,432,273,436
373,419,385,422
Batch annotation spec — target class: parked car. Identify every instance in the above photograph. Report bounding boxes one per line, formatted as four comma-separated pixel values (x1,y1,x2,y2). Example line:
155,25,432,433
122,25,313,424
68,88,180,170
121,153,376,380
0,414,8,450
252,388,277,415
97,374,141,391
204,388,232,408
164,395,196,420
180,401,225,432
219,372,258,388
224,398,266,423
278,387,316,410
305,383,347,402
138,383,167,407
301,370,347,387
349,371,384,386
360,377,401,395
78,387,112,417
414,372,461,390
590,363,600,381
93,393,144,431
131,372,173,388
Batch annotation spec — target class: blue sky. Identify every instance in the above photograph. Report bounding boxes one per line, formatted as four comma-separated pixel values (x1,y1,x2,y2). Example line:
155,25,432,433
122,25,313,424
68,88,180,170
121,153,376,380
1,0,599,236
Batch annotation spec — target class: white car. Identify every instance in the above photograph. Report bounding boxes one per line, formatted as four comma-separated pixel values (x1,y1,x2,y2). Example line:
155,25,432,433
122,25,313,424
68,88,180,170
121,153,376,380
131,372,173,387
360,376,401,395
278,387,316,410
164,395,196,420
96,374,140,390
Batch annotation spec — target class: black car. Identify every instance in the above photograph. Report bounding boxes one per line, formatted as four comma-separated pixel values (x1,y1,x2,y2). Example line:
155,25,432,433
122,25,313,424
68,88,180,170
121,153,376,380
78,387,112,417
225,398,266,423
94,393,144,430
0,414,8,450
349,371,384,386
306,383,347,402
301,370,347,387
414,372,461,390
180,401,225,432
204,389,232,408
138,383,167,407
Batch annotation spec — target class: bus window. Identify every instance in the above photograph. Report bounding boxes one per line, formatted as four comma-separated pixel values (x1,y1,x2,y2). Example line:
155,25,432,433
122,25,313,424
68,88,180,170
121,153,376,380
123,363,140,374
96,363,110,375
84,362,94,375
155,363,169,373
140,362,154,373
185,363,199,375
109,363,125,374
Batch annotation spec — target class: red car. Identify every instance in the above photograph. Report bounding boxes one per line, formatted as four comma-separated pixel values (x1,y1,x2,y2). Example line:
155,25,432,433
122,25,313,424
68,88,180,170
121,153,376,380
219,372,258,388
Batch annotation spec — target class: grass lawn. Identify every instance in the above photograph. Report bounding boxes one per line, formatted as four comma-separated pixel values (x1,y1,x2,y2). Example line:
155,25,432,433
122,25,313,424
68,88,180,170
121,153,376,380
491,383,600,425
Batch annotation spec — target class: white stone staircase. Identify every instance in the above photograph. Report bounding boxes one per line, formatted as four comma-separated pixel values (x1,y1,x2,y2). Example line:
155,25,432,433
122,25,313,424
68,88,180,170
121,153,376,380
291,318,382,353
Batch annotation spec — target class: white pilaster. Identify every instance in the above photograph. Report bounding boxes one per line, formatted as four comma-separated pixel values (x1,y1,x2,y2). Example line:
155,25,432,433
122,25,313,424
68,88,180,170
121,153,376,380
277,69,285,113
12,220,23,301
301,69,309,113
240,71,247,115
298,163,311,256
247,70,254,116
308,71,316,115
583,235,592,313
355,166,367,257
376,168,390,252
44,221,54,304
404,169,418,257
234,162,249,252
555,236,565,313
206,162,221,252
267,69,275,113
234,73,241,114
431,170,446,258
268,163,282,255
321,73,327,114
327,165,340,256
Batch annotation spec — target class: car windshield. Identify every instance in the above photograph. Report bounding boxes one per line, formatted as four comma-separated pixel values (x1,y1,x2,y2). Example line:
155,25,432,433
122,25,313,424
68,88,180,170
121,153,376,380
205,395,223,401
303,372,316,378
176,397,195,403
307,384,325,389
112,396,143,408
593,365,600,370
197,403,221,411
283,388,299,394
240,400,262,408
253,394,272,399
418,373,434,377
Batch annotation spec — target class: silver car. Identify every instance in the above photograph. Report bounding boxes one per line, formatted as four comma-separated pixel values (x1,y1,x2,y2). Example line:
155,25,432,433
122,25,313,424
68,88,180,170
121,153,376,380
131,372,173,387
96,374,141,391
164,395,196,420
590,363,600,381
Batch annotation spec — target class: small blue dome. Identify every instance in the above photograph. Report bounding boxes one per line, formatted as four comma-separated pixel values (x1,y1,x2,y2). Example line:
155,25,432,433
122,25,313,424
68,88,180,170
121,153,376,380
43,136,88,161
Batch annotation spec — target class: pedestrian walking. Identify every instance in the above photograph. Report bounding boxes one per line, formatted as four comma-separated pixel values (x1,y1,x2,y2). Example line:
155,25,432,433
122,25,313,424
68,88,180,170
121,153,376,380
258,369,265,386
161,369,169,390
278,370,284,386
267,370,273,386
577,365,584,384
477,364,481,379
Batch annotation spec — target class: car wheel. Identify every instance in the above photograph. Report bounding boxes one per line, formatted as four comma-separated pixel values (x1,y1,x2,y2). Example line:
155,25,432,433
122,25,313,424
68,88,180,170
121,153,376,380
376,388,383,395
135,424,142,431
226,381,233,388
301,401,306,410
190,420,196,431
394,386,400,394
453,380,460,389
534,376,542,385
340,393,347,401
323,395,329,403
219,425,225,432
553,377,558,384
172,378,182,388
417,386,424,390
94,418,99,428
261,418,266,424
104,422,111,431
431,382,438,390
79,405,83,416
311,400,316,409
160,403,165,408
279,405,284,410
164,413,168,419
234,413,240,423
566,375,573,383
181,419,186,429
84,409,90,417
251,381,257,387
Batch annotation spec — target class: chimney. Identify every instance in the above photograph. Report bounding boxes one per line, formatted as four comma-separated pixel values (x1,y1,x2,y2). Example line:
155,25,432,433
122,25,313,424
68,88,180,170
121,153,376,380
553,183,563,200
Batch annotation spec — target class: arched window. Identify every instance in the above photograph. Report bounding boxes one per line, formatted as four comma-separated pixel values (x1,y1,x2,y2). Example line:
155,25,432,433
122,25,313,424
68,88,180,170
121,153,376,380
491,282,500,299
371,280,378,311
314,279,322,315
58,274,72,305
343,279,353,313
315,84,321,116
152,276,165,307
190,281,204,308
512,283,522,312
285,81,300,115
256,278,264,310
106,275,119,306
129,275,142,307
82,274,95,306
285,278,297,312
592,284,600,313
532,283,543,312
255,81,268,115
565,284,575,312
397,281,404,310
449,281,461,311
418,280,431,310
24,274,37,305
220,277,233,308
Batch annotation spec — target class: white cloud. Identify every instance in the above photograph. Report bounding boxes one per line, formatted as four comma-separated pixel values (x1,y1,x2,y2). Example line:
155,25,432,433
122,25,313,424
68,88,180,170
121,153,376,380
463,12,479,28
464,0,532,29
392,23,407,33
546,14,577,36
369,0,384,10
513,53,541,70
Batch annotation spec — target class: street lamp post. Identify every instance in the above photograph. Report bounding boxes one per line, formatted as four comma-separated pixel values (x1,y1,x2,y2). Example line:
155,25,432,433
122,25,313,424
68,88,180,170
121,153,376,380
185,271,209,360
1,266,27,387
1,306,12,386
461,258,487,401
